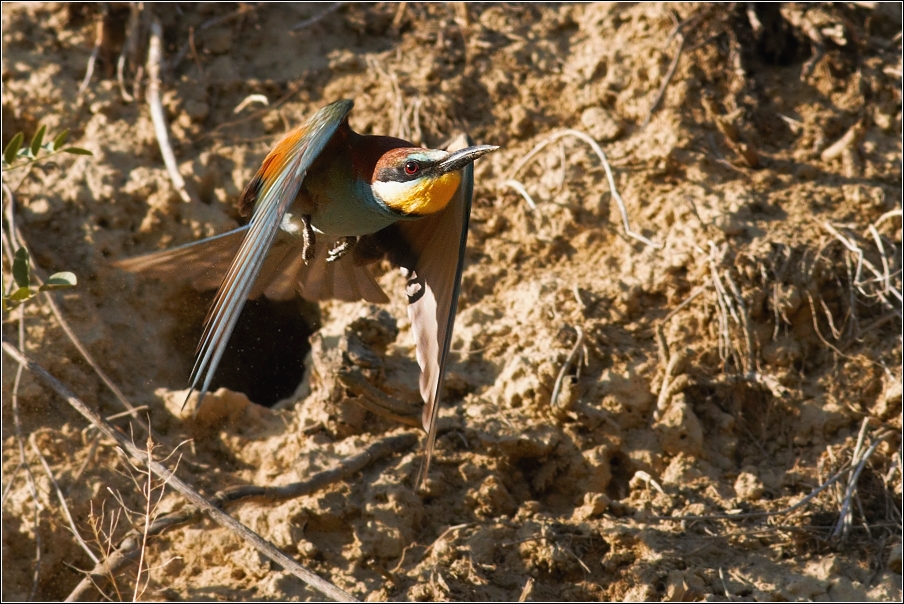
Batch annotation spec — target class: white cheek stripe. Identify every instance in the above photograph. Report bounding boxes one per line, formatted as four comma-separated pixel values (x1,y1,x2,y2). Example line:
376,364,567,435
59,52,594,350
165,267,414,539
372,179,423,211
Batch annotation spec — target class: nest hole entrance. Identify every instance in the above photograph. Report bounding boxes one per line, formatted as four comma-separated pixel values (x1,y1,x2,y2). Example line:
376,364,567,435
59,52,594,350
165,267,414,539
177,294,319,408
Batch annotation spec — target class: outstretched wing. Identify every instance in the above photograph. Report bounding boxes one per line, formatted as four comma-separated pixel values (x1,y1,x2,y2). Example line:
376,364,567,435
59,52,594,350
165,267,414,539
116,225,389,304
114,226,249,292
188,99,354,403
393,134,475,488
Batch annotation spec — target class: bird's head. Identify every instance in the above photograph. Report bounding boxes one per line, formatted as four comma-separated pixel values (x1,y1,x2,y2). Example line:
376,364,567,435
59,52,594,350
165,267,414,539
371,145,498,216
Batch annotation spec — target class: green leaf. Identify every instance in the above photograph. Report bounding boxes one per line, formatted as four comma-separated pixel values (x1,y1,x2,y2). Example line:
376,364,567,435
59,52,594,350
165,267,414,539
8,286,34,302
30,125,46,157
62,147,93,156
4,132,24,165
12,247,31,288
41,272,78,289
52,129,69,151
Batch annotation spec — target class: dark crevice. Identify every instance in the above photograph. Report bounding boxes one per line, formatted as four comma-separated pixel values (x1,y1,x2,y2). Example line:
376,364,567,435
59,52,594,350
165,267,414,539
174,294,319,407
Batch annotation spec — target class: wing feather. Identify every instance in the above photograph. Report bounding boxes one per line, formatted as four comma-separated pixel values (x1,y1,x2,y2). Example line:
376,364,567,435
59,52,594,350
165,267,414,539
394,134,474,487
113,226,249,291
294,237,389,304
186,100,354,402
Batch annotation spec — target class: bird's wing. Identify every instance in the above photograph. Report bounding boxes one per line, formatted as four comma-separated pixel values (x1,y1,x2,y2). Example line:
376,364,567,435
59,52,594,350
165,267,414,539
295,237,389,304
114,226,249,292
187,99,354,402
393,134,475,488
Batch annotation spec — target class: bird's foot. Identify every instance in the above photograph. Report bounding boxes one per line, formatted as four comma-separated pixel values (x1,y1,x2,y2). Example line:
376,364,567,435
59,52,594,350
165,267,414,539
301,214,315,264
326,236,358,263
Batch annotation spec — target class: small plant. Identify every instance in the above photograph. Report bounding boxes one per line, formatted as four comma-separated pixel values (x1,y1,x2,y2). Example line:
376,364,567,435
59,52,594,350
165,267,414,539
1,126,90,311
2,247,76,311
2,125,92,173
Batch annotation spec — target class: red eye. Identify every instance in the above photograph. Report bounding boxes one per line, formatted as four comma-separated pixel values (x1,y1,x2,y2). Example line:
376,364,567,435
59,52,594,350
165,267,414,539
404,161,419,175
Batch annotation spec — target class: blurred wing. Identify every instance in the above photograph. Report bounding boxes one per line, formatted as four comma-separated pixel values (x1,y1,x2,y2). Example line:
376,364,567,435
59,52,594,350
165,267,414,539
296,236,389,304
394,134,474,487
189,100,354,402
114,226,249,292
115,225,388,303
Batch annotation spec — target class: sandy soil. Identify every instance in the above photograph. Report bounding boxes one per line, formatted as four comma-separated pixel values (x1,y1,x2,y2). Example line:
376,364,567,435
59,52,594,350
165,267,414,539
2,3,902,601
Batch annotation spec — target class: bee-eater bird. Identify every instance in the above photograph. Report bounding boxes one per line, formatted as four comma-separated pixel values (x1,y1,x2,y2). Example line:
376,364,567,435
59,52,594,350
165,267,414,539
116,99,497,487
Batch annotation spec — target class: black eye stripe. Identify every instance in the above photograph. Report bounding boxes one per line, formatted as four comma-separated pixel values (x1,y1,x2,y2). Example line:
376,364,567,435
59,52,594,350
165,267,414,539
377,161,437,183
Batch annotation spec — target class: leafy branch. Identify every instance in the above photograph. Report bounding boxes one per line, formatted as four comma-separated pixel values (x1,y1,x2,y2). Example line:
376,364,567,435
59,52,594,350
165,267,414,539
2,248,77,311
2,126,93,193
2,126,88,310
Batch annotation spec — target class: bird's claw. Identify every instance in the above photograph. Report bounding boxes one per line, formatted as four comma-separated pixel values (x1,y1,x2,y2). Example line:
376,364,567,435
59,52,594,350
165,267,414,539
301,214,316,264
326,236,358,263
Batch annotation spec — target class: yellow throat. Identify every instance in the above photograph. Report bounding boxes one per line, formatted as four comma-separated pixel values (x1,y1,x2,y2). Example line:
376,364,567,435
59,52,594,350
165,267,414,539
373,171,462,216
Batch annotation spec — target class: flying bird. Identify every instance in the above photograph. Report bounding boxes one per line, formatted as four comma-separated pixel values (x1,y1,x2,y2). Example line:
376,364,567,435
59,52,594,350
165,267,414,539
116,99,497,487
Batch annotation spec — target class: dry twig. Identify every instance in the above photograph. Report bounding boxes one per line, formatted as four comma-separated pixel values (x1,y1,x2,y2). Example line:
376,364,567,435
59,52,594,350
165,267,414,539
518,577,535,602
8,216,154,438
2,341,360,603
707,242,742,369
28,434,100,565
500,179,538,212
832,419,884,539
652,325,691,422
642,22,689,128
168,4,259,71
77,11,106,103
147,18,197,204
10,307,42,600
3,185,42,596
822,221,902,308
820,120,865,162
116,3,144,102
663,284,707,322
649,426,894,527
69,429,415,600
292,2,345,30
551,326,585,410
504,129,661,248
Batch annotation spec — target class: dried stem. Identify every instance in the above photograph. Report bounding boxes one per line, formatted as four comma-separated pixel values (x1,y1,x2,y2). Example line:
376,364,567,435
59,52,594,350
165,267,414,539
500,179,538,212
518,577,535,602
68,430,415,601
723,268,756,374
116,2,144,102
823,222,901,308
147,17,197,204
642,29,687,128
2,341,360,603
292,2,345,30
653,328,690,422
77,11,105,102
28,434,100,565
10,217,154,439
505,129,661,248
832,420,883,540
10,307,42,600
169,4,259,71
1,462,23,506
551,326,585,410
663,284,707,322
132,435,167,602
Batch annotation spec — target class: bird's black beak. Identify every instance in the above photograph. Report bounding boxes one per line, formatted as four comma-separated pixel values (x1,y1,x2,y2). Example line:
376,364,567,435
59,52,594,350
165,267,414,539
437,145,499,174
